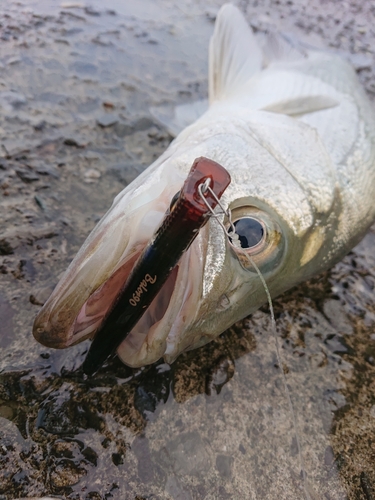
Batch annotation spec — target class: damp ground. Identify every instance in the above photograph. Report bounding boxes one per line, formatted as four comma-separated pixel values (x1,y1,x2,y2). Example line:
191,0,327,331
0,1,375,499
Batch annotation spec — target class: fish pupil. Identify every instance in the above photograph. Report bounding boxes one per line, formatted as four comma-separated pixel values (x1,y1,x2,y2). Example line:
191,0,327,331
231,217,264,249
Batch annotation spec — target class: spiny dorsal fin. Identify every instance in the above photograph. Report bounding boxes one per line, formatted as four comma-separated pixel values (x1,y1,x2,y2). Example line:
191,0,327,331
262,95,339,116
209,4,262,103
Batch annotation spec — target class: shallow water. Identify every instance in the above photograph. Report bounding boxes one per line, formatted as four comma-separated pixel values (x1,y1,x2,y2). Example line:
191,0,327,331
1,0,375,499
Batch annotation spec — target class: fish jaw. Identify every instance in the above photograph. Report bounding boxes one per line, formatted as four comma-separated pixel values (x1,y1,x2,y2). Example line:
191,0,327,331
32,153,188,351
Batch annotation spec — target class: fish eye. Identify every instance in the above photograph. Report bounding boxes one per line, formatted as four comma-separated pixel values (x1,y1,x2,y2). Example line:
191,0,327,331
228,217,265,250
225,205,285,273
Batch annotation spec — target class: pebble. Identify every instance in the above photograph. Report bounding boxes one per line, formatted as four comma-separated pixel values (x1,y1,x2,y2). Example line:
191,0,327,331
0,90,27,111
114,122,134,137
84,168,101,182
323,299,353,335
30,284,55,306
31,162,60,178
133,115,155,131
50,459,86,487
84,6,100,16
15,167,40,183
215,454,233,478
161,431,212,476
348,52,373,71
64,137,85,147
96,113,118,128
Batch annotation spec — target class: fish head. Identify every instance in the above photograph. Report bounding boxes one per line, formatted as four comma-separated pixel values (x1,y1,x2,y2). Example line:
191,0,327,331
33,111,339,368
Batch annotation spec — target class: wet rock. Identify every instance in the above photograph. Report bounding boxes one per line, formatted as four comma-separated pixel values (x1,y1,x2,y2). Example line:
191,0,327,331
70,61,97,75
205,356,235,395
82,446,98,466
0,295,15,348
323,299,353,334
39,91,66,103
50,458,86,487
349,54,374,71
164,475,192,500
0,416,28,451
15,167,40,183
0,159,9,170
161,431,212,476
324,333,351,354
34,195,46,211
107,162,141,184
36,383,104,435
77,98,100,114
96,113,118,128
133,116,156,131
364,344,375,366
360,471,375,500
0,238,13,255
132,436,154,482
0,90,27,111
348,54,374,71
7,57,21,66
114,122,134,137
84,6,101,16
205,7,218,22
324,446,335,466
215,454,233,478
0,404,13,421
133,364,170,417
82,151,101,161
84,168,101,182
0,224,58,254
92,36,113,48
60,10,85,22
324,389,347,411
12,258,35,280
33,120,47,131
64,137,85,148
111,452,123,466
32,162,60,178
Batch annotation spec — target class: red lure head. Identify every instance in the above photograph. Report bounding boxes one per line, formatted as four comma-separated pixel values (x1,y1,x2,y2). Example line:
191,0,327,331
179,157,231,221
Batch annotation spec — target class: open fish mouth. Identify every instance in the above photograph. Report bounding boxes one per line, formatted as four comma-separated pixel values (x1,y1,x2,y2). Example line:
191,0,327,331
34,226,206,369
81,156,231,373
82,240,205,369
33,157,231,372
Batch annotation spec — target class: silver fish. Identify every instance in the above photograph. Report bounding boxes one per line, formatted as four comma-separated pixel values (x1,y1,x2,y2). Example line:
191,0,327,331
33,4,375,368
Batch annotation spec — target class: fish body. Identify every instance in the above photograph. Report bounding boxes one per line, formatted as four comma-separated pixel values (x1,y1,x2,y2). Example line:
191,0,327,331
33,5,375,368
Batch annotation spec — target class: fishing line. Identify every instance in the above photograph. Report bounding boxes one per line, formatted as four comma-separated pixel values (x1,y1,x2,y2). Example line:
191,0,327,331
198,182,310,500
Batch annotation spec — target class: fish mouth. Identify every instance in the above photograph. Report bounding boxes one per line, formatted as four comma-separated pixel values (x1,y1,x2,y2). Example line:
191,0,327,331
70,233,205,369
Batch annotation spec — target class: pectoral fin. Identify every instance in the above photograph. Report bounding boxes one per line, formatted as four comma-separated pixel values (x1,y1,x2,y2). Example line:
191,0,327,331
262,95,339,116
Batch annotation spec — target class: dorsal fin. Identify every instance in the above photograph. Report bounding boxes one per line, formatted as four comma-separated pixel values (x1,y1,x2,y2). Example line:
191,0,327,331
209,4,262,103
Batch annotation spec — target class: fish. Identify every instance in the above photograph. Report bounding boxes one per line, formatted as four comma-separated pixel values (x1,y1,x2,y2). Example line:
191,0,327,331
33,4,375,369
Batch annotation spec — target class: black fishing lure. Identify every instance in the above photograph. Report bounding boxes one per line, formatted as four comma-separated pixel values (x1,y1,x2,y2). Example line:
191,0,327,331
83,157,231,375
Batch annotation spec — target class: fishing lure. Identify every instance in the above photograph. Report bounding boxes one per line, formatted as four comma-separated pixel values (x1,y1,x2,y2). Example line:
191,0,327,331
82,157,231,375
